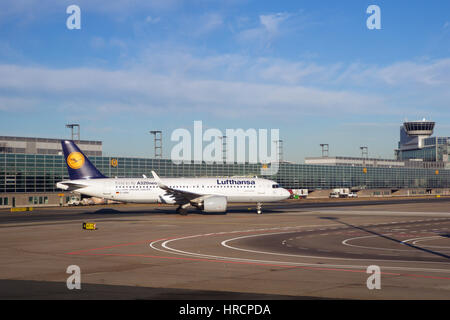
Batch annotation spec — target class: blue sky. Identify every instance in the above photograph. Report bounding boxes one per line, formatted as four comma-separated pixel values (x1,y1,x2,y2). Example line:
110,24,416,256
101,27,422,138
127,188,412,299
1,0,450,162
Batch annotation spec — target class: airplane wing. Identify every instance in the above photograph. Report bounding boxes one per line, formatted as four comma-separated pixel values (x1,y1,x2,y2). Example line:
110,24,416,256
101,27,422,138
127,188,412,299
151,171,204,204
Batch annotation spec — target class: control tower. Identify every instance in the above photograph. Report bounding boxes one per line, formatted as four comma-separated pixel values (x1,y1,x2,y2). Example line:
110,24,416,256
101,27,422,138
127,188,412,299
399,119,435,150
395,119,450,162
403,119,434,139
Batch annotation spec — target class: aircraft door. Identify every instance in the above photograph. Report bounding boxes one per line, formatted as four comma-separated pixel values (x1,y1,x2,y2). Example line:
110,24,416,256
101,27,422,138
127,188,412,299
258,182,266,194
102,181,114,199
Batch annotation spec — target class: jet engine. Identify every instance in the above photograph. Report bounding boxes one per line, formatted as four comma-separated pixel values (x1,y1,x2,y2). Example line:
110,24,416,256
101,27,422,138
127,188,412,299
202,195,227,212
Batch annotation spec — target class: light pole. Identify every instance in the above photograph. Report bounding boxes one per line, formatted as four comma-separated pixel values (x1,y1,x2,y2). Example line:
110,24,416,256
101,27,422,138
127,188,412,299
360,146,368,159
66,124,80,142
320,144,329,157
150,131,162,159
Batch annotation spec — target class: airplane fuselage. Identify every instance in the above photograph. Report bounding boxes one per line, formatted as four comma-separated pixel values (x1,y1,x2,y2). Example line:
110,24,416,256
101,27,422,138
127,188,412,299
57,177,290,204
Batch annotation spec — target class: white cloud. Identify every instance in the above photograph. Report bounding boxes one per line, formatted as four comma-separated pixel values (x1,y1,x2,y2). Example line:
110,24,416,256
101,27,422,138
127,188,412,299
145,16,161,24
250,57,450,89
338,58,450,87
236,12,290,48
255,59,342,85
200,13,224,34
1,53,450,120
260,12,289,36
0,63,389,118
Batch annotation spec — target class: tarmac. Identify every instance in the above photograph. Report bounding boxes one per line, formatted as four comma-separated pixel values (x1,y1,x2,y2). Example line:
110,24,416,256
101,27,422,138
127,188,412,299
0,197,449,300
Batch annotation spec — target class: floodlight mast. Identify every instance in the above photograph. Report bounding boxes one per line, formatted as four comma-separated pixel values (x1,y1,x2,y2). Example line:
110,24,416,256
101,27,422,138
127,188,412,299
150,130,162,159
360,146,368,159
320,144,329,157
66,124,80,143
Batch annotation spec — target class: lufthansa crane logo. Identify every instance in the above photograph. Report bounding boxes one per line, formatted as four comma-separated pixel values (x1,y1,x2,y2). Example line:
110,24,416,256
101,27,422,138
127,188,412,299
67,152,85,169
110,158,118,167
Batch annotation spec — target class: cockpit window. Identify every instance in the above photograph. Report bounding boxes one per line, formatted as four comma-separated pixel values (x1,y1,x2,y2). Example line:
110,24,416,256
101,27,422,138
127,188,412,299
272,184,279,188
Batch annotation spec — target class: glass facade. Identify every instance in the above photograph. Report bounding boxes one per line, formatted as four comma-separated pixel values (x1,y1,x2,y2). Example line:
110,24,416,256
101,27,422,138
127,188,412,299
398,146,437,162
398,136,450,162
1,153,450,192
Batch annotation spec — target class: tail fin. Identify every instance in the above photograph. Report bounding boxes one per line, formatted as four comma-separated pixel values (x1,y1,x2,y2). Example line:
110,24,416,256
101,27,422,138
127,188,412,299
61,140,106,180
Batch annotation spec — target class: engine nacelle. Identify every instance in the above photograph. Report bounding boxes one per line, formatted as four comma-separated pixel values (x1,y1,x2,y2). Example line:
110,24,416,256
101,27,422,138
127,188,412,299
202,195,227,212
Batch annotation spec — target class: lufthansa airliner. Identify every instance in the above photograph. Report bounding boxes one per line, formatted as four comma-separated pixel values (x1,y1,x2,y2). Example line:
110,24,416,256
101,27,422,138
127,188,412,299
56,140,290,214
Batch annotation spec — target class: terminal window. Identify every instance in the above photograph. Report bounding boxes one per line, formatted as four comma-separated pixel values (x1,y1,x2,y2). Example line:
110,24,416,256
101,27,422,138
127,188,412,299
28,196,48,205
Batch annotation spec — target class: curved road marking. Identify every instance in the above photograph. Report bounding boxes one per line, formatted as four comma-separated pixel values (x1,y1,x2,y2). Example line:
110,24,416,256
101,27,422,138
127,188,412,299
221,232,450,266
403,236,450,250
149,227,450,274
342,235,411,252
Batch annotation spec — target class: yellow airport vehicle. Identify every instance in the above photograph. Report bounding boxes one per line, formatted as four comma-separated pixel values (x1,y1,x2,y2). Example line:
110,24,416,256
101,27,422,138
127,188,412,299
10,207,33,213
82,222,97,230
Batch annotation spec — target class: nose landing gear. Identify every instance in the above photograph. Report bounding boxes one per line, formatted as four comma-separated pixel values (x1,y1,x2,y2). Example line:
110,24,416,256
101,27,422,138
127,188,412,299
256,202,262,214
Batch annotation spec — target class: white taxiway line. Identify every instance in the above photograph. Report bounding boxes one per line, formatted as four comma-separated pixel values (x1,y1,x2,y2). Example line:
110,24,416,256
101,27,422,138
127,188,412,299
402,236,450,250
221,232,450,267
148,226,450,274
342,235,411,252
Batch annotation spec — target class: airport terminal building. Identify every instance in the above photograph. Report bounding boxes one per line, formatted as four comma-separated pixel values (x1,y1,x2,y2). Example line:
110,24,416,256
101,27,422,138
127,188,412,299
1,121,449,207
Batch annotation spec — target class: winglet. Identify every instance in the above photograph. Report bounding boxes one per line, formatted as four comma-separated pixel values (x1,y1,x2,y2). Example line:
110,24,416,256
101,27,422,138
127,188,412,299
151,171,165,188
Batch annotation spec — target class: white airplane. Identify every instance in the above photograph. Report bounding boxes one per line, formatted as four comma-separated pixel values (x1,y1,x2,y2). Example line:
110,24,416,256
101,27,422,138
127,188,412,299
56,140,290,214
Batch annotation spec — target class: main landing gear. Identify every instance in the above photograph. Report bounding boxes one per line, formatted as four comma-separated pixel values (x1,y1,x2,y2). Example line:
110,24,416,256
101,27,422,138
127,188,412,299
176,203,190,215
